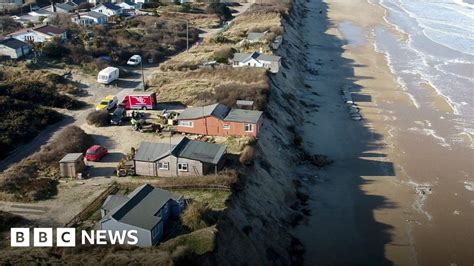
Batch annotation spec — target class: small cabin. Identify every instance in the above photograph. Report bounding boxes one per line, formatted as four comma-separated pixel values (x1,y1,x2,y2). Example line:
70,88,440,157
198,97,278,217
59,153,85,178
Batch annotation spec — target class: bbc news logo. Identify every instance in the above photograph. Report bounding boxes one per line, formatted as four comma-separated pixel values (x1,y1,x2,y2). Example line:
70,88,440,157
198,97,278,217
11,228,138,247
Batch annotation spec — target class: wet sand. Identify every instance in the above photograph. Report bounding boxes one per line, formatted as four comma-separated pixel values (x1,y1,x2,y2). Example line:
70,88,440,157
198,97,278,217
291,0,474,265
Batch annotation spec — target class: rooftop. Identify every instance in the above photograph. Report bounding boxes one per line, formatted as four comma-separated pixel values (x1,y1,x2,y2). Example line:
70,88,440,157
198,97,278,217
178,103,230,120
105,184,182,230
178,103,262,124
135,137,226,164
233,51,281,63
59,153,83,163
224,109,263,124
55,3,75,11
85,11,107,18
34,25,66,35
101,2,121,10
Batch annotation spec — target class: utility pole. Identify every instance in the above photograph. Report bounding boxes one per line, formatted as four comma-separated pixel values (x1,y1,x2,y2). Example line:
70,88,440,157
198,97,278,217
141,57,145,90
186,20,189,52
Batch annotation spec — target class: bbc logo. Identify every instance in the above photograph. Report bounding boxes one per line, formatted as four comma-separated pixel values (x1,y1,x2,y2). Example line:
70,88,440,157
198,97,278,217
11,228,76,247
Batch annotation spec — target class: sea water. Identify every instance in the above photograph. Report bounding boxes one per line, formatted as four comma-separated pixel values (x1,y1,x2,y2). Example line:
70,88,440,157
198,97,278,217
372,0,474,145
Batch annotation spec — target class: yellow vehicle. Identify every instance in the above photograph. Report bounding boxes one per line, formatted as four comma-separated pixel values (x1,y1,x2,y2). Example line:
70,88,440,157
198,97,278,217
96,95,118,111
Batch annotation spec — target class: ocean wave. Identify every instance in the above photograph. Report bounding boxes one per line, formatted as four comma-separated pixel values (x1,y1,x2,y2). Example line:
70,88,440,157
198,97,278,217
383,0,474,56
453,0,474,9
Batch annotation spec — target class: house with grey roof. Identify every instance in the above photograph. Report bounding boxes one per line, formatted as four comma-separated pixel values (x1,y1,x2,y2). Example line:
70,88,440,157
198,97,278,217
71,11,107,26
117,0,137,11
8,25,67,43
134,137,226,177
92,2,122,17
233,51,281,73
54,2,76,12
0,38,32,59
100,184,185,247
176,103,264,137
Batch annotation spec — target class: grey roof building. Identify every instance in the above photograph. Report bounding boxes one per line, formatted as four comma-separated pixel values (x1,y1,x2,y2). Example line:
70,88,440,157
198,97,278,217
0,38,32,59
100,184,185,247
55,2,75,12
224,109,263,124
134,137,226,177
178,103,230,120
233,52,281,73
176,103,264,137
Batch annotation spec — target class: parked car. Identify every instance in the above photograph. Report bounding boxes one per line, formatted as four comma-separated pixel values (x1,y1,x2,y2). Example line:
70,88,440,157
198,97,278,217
110,105,126,125
97,67,119,84
85,145,108,161
96,95,118,111
127,55,141,66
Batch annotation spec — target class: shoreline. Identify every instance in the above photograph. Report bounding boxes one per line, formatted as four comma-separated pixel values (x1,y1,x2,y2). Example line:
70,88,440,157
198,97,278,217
289,0,474,265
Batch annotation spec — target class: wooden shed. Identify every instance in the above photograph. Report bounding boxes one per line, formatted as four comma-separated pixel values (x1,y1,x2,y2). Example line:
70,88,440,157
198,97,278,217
59,153,85,178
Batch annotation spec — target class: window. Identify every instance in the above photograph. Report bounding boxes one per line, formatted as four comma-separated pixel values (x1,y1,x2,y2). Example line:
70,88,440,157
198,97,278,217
223,124,230,130
245,123,253,132
178,120,193,127
158,162,169,170
178,163,188,172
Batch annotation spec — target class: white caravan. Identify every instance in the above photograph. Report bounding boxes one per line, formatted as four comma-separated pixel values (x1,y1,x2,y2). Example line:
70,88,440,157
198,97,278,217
97,67,119,84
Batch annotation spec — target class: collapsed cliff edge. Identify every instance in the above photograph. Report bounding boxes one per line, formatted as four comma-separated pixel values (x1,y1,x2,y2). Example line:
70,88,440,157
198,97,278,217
211,0,317,265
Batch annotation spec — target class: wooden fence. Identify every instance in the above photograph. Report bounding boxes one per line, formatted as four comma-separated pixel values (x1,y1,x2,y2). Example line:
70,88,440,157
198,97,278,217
64,184,118,227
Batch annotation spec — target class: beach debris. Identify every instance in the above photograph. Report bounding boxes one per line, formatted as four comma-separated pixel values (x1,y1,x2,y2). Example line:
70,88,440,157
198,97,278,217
405,219,422,225
416,185,432,195
453,210,461,215
463,181,474,192
341,87,363,120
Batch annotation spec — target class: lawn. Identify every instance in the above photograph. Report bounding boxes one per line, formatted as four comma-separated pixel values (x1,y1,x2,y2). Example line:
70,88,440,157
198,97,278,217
170,189,230,210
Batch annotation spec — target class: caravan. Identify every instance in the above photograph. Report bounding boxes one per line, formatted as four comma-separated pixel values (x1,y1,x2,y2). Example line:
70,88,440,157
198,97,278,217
97,67,119,84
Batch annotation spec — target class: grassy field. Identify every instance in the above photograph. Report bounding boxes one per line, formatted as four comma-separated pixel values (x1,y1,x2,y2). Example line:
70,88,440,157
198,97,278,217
159,226,217,255
171,189,230,210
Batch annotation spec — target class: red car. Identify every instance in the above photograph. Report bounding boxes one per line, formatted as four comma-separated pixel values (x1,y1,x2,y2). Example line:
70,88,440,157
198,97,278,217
85,145,108,161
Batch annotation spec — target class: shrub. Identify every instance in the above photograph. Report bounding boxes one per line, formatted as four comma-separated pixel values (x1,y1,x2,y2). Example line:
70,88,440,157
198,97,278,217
181,202,211,231
239,145,255,166
0,211,27,232
0,97,63,159
0,126,94,201
212,46,235,64
86,110,109,127
0,17,21,34
206,3,232,20
43,40,70,59
214,82,270,110
211,34,232,44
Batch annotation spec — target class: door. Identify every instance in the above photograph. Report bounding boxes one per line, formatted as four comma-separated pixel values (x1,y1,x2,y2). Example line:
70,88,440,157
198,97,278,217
68,164,75,178
149,163,156,176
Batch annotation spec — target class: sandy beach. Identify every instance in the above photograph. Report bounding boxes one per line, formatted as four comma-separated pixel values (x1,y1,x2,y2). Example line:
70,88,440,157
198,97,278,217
286,0,474,265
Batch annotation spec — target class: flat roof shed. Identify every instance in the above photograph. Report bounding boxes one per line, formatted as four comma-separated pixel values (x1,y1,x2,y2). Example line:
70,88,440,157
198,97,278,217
59,153,85,178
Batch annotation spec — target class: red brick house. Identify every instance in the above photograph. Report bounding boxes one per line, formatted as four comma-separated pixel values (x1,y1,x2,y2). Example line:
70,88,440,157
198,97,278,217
176,103,263,137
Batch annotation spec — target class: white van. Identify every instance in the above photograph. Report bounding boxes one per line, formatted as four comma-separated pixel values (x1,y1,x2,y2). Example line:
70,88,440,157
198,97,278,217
127,55,141,66
97,67,119,84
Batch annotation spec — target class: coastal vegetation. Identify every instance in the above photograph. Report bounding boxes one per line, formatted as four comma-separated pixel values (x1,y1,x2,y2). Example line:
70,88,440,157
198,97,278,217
0,126,94,201
46,16,199,73
0,66,85,159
